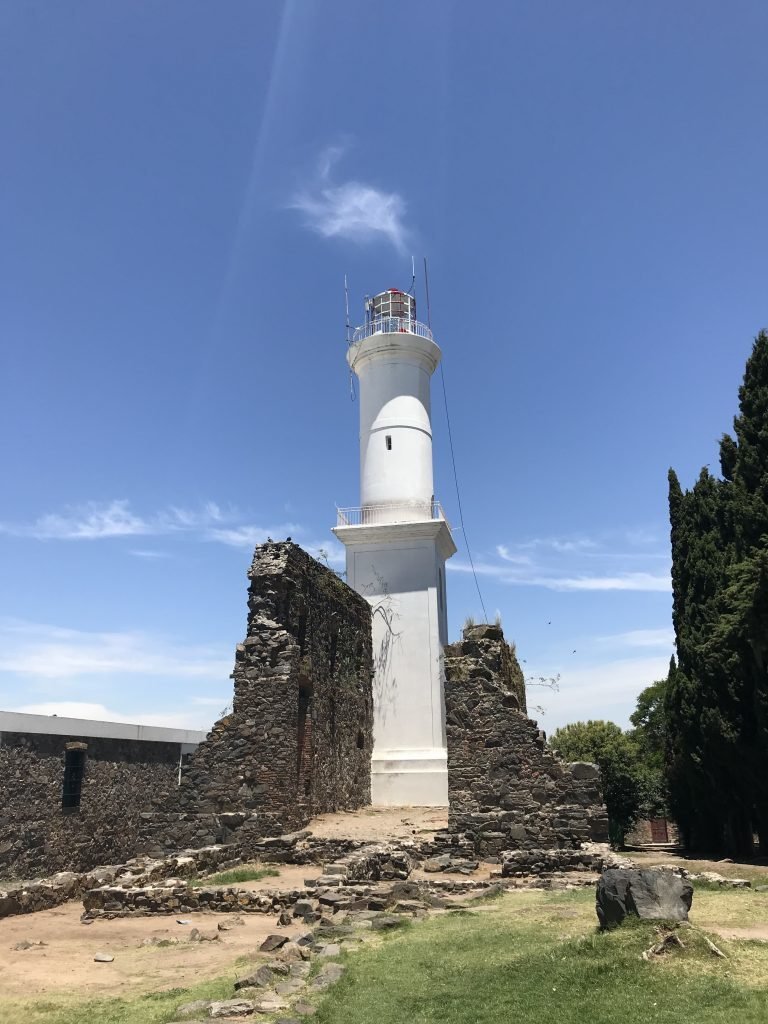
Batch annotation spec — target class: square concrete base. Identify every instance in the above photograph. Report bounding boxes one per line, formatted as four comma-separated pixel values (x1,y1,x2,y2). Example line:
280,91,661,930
370,750,448,807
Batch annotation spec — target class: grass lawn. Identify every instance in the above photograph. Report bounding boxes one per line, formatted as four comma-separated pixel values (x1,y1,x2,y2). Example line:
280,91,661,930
10,888,768,1024
633,852,768,887
315,890,768,1024
188,865,280,887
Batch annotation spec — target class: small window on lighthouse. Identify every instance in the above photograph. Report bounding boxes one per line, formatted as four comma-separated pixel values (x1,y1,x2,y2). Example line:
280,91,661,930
385,435,392,451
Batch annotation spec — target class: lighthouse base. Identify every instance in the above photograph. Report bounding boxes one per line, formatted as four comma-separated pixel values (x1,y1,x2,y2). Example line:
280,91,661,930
333,517,457,809
371,748,448,807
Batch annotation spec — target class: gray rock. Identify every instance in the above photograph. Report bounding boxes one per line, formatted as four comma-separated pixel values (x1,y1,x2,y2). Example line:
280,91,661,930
217,916,245,931
596,869,693,929
276,940,304,961
175,1000,212,1018
93,953,114,962
208,999,257,1017
318,942,341,957
309,962,345,990
265,959,291,975
293,1004,317,1017
289,961,311,978
234,965,274,990
292,899,316,918
569,761,600,780
253,998,288,1013
422,855,451,872
275,980,305,996
260,933,289,952
371,915,405,930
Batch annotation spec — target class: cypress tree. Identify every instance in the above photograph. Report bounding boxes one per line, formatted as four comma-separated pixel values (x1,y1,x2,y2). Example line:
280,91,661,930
666,331,768,857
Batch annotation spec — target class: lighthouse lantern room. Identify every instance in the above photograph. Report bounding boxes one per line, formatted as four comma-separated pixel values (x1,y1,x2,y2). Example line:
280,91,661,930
333,288,456,806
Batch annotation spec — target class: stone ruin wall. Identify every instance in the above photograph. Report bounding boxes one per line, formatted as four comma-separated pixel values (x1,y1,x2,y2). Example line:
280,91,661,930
140,541,374,855
0,732,181,880
0,542,374,877
445,623,609,857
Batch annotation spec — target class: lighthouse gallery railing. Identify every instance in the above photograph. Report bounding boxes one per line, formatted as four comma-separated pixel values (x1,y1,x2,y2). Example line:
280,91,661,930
351,317,434,344
336,501,449,527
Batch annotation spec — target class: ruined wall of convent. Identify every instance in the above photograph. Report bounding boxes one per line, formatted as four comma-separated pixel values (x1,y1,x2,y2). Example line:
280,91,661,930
0,732,181,879
445,623,609,856
139,541,374,854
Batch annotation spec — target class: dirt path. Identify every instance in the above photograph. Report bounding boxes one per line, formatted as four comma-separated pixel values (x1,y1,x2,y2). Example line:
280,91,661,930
711,925,768,941
0,901,303,1002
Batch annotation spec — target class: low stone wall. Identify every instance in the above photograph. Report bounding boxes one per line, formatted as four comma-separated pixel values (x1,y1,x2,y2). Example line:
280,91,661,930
445,624,610,856
0,841,240,919
500,847,617,877
83,883,308,918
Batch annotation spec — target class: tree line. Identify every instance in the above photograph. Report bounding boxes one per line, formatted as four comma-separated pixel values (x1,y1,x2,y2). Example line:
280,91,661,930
549,331,768,856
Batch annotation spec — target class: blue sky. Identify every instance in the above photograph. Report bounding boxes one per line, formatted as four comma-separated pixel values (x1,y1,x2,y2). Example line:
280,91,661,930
1,1,767,734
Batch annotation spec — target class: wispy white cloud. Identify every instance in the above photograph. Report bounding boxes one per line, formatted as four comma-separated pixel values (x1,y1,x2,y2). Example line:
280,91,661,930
207,524,298,548
0,500,226,542
290,146,409,252
496,544,533,565
0,502,336,563
530,655,671,731
548,573,670,592
597,627,675,648
449,560,671,592
0,618,230,680
518,537,600,554
451,528,672,592
0,500,153,540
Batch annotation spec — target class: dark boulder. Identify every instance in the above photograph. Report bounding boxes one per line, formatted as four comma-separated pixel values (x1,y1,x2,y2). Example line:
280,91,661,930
596,868,693,929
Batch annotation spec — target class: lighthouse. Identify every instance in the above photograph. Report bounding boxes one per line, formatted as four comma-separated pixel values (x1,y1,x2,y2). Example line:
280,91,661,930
333,288,456,806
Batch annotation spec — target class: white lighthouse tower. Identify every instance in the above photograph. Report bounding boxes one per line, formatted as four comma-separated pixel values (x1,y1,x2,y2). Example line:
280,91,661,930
333,288,456,806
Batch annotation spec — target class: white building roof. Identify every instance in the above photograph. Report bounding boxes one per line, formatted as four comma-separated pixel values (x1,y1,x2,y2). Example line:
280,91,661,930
0,710,206,747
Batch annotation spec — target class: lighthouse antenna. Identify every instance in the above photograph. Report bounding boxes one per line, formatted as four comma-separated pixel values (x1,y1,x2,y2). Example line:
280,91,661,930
423,256,432,330
344,274,351,343
407,255,415,297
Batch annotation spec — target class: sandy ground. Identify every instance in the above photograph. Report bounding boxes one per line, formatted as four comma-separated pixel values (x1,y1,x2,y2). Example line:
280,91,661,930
0,902,304,1002
304,806,448,842
713,925,768,940
0,809,447,1005
7,808,768,1005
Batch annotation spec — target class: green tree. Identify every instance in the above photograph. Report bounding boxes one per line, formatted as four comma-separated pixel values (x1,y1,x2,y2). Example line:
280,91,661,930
666,330,768,857
630,679,666,762
548,720,645,849
629,679,668,819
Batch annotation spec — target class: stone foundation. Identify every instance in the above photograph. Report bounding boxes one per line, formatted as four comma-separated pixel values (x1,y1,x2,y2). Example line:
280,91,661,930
444,624,609,855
